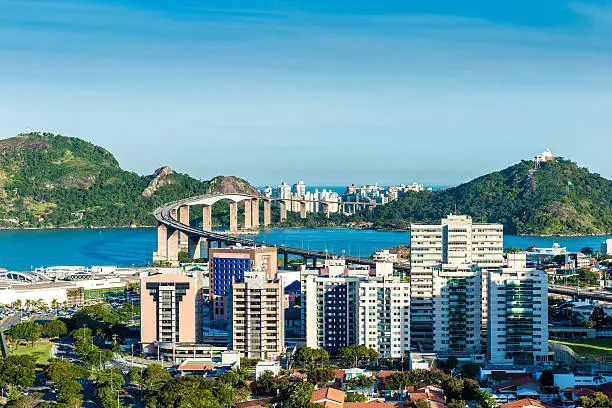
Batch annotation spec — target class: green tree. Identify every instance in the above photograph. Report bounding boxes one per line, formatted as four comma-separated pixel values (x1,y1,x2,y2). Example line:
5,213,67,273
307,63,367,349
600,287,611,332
346,375,375,390
293,347,329,366
56,379,84,408
447,400,467,408
308,367,336,386
441,377,463,402
461,379,481,402
142,363,172,392
0,354,37,390
581,247,594,256
338,345,379,367
285,382,315,408
253,370,278,396
42,320,68,338
4,392,43,408
404,400,430,408
346,393,367,402
46,358,79,384
386,372,409,398
478,391,498,408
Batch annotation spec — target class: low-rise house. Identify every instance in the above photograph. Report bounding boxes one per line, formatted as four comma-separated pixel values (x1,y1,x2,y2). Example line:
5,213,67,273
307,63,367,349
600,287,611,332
491,375,542,404
554,371,612,389
409,353,438,370
499,398,547,408
408,386,447,408
311,388,346,408
255,361,280,379
233,397,274,408
310,387,405,408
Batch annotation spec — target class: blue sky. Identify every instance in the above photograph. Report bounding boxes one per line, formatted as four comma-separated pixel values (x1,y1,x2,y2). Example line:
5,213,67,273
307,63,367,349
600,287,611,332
1,0,612,186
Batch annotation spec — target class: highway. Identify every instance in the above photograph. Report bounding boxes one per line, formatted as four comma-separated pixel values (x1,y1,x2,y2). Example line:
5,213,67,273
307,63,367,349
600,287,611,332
548,284,612,302
155,195,410,272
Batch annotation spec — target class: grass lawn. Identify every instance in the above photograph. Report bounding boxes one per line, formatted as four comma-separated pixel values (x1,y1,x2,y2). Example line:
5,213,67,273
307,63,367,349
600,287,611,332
550,338,612,364
11,339,53,365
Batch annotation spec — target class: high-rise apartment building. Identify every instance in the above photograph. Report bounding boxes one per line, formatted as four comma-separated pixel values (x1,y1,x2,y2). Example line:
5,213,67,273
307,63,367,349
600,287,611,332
140,271,200,353
209,246,277,322
357,263,411,358
229,270,284,360
432,264,483,357
488,253,549,365
302,259,410,357
410,214,503,350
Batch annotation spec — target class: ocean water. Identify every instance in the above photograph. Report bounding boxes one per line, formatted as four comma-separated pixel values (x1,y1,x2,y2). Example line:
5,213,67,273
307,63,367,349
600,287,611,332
0,228,610,271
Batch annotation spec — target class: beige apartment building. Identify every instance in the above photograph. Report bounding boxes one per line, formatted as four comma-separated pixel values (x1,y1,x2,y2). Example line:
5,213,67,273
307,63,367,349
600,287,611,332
209,246,278,322
140,271,201,354
229,270,284,360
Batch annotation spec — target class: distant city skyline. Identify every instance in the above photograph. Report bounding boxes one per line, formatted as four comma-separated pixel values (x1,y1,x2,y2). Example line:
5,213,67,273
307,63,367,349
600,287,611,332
1,0,611,185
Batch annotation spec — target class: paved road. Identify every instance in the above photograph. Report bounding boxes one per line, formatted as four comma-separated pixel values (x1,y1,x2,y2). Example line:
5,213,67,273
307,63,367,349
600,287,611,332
51,337,99,408
549,284,612,302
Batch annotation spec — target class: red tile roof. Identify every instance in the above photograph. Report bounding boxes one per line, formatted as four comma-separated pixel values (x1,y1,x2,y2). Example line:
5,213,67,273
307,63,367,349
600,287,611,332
345,402,404,408
494,376,539,391
572,388,596,397
310,387,346,406
499,398,546,408
233,398,274,408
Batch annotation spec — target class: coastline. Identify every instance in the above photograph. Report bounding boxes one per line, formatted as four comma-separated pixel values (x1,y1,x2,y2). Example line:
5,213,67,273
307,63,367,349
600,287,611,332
0,222,610,238
0,225,157,231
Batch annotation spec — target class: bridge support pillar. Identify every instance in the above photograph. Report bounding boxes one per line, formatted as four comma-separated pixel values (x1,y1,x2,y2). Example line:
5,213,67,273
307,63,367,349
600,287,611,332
300,201,307,219
187,235,202,260
283,252,289,269
251,199,259,228
156,223,168,261
229,202,238,232
202,205,212,232
244,199,252,229
312,257,317,268
280,200,287,222
179,205,189,245
263,200,271,226
167,227,179,264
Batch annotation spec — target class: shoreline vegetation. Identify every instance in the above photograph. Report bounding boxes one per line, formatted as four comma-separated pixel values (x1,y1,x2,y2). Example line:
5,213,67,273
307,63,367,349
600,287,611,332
1,133,610,236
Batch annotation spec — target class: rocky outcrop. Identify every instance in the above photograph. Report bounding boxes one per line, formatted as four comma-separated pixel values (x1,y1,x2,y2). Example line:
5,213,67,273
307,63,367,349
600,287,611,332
142,166,174,198
209,175,260,196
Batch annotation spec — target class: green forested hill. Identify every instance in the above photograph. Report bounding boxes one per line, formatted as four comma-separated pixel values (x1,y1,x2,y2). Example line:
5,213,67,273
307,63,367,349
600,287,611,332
0,133,257,228
359,159,612,235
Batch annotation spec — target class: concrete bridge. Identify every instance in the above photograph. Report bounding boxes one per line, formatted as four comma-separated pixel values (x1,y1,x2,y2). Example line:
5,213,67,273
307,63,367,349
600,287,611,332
153,193,396,269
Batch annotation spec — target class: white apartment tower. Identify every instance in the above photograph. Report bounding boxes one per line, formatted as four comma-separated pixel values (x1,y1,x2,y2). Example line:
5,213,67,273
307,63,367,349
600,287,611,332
357,263,411,358
410,214,503,351
487,253,549,365
432,264,483,357
301,259,410,357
